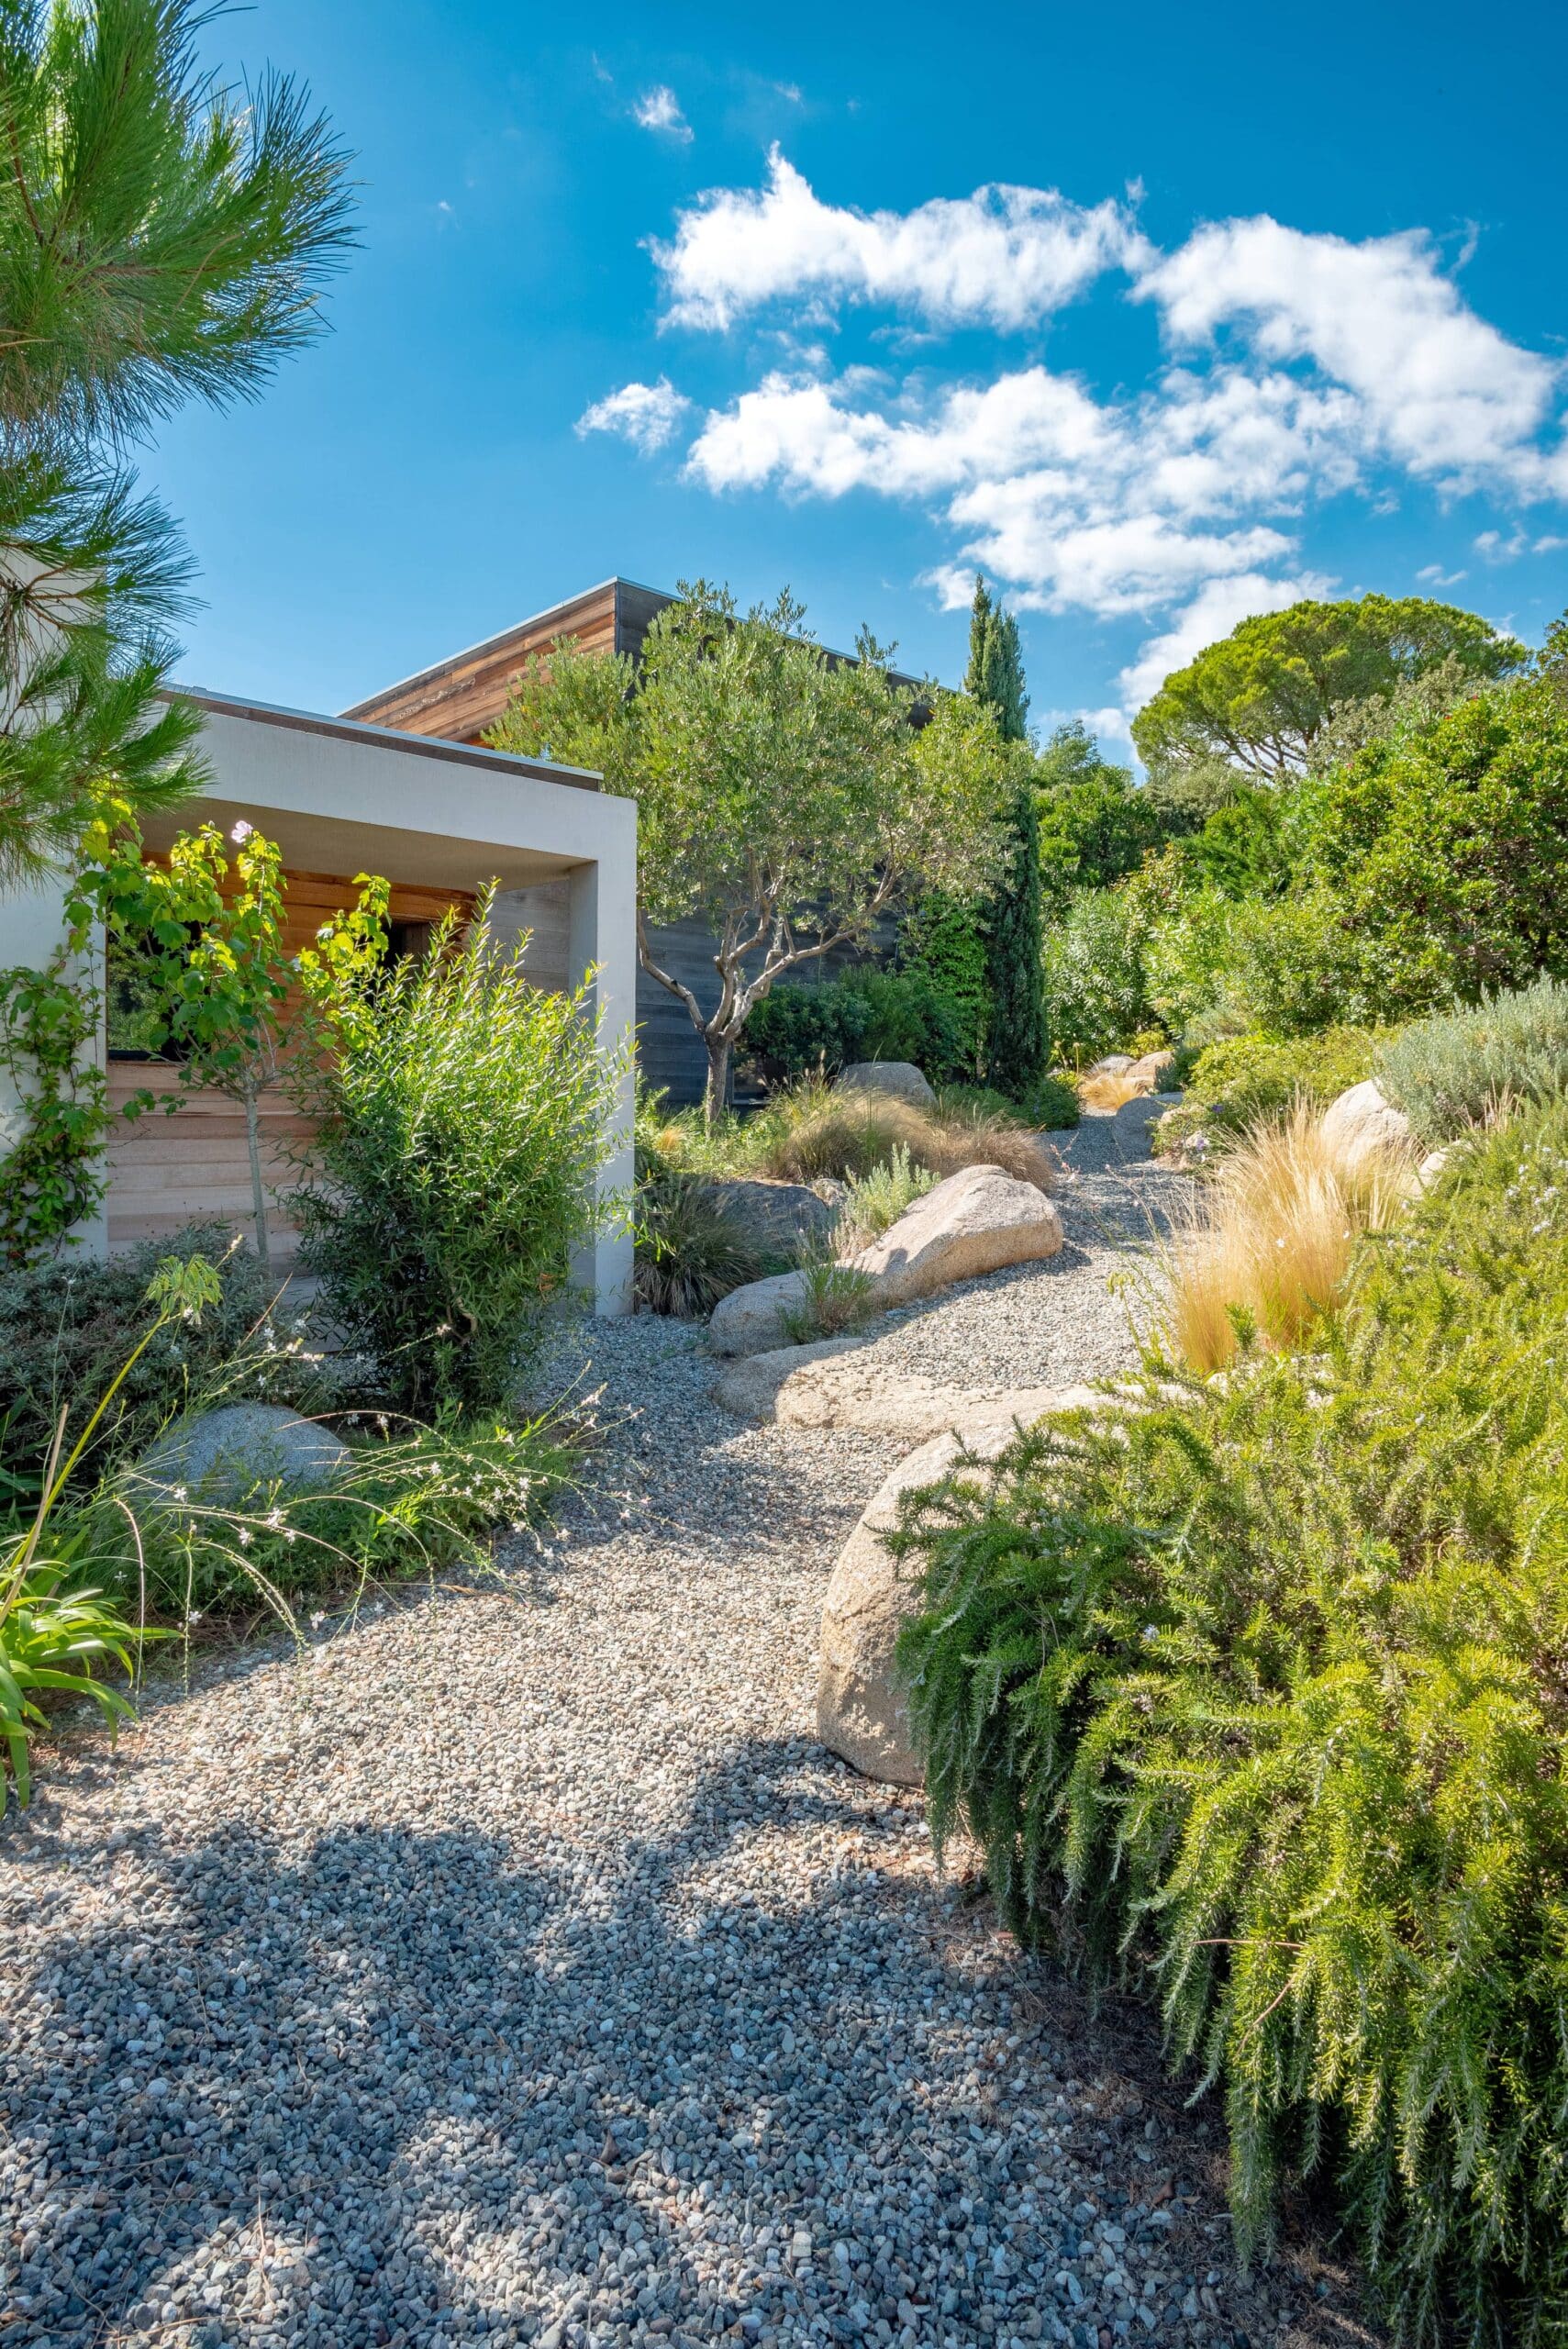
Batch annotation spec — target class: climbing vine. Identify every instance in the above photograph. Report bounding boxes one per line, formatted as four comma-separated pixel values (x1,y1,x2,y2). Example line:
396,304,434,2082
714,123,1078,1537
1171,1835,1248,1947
0,804,174,1269
0,947,117,1268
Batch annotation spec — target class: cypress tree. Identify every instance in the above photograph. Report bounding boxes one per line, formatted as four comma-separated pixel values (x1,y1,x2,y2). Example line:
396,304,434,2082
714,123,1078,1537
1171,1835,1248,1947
967,577,1047,1094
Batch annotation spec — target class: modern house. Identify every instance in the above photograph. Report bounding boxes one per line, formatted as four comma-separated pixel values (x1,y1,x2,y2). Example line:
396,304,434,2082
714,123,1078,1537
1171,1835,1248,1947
1,690,638,1313
345,577,921,1105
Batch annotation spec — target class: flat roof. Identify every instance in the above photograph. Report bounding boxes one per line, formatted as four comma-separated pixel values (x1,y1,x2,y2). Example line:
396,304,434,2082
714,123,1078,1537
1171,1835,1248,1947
339,577,645,718
338,573,927,718
173,685,607,793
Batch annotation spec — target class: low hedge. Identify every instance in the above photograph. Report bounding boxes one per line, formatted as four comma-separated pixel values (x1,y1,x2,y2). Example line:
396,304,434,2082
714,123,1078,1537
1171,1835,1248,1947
892,1102,1568,2342
1152,1023,1389,1157
1375,974,1568,1148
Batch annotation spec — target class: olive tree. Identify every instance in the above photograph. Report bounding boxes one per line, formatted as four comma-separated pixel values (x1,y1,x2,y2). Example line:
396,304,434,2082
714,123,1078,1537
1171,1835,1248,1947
489,583,1011,1122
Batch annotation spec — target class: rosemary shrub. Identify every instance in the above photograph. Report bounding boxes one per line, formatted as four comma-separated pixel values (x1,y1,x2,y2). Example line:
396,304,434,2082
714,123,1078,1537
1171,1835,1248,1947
894,1101,1568,2343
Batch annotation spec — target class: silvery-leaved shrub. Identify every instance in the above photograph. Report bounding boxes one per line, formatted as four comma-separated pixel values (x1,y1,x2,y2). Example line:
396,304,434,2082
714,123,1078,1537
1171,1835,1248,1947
1375,974,1568,1147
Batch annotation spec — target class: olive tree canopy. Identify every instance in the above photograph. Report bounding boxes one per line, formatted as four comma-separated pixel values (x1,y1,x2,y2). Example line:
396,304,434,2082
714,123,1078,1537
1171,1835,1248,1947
488,583,1012,1119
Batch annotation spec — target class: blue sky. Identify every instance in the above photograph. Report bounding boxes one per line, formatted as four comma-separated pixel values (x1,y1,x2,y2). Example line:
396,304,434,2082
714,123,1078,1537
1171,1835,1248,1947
150,0,1568,758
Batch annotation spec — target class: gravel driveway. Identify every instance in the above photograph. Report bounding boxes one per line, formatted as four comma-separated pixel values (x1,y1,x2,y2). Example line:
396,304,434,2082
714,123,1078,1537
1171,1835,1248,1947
1,1107,1374,2349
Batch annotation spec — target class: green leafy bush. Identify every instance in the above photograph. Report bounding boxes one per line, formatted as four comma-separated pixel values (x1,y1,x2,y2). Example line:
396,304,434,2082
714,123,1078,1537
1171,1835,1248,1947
1145,885,1371,1043
745,965,970,1085
947,1075,1079,1130
1040,886,1151,1062
634,1177,767,1317
1152,1025,1389,1157
894,1103,1568,2343
0,1223,305,1498
899,893,990,1074
1375,975,1568,1147
294,901,625,1414
1019,1072,1081,1130
1303,669,1568,1011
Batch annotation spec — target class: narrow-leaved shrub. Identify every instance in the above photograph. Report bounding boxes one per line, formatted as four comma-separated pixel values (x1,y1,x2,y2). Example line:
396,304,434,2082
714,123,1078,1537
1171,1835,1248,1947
840,1142,937,1247
894,1100,1568,2343
1375,974,1568,1146
294,902,625,1414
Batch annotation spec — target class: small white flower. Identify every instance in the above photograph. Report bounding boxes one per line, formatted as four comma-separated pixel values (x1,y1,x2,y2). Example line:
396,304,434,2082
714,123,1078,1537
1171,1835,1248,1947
189,1609,204,1623
172,1484,188,1501
310,1610,327,1629
265,1508,284,1531
238,1529,251,1547
230,819,254,843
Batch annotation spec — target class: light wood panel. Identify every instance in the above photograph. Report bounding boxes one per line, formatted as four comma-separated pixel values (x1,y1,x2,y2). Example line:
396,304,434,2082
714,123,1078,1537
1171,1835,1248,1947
343,582,621,744
104,868,473,1256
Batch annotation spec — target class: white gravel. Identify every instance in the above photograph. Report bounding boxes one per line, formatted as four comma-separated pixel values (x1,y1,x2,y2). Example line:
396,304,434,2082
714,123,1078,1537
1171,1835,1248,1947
0,1107,1373,2349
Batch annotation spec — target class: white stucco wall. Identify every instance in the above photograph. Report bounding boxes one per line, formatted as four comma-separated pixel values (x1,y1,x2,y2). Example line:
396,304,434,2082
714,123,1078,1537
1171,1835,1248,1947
0,694,638,1313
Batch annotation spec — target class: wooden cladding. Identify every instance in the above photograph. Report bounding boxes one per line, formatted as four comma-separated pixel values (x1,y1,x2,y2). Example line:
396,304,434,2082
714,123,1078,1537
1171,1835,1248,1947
105,867,473,1258
343,581,624,745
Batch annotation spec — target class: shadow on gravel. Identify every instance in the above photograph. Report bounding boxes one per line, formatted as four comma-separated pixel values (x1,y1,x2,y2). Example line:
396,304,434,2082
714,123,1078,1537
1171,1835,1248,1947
5,1740,891,2348
6,1731,1373,2349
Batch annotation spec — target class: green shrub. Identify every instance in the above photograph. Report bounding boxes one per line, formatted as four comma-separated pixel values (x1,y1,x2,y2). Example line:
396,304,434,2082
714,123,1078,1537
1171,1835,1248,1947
1375,975,1568,1147
1152,1024,1389,1157
893,1102,1568,2343
1145,884,1371,1043
294,902,624,1415
1303,669,1568,1010
1018,1072,1080,1130
0,1222,306,1498
1040,885,1151,1062
840,1143,937,1245
899,892,990,1074
743,977,874,1078
634,1177,767,1317
745,965,971,1085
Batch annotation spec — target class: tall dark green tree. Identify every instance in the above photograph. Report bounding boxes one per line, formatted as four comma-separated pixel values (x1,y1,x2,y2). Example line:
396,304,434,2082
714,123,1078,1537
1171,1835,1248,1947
967,576,1047,1093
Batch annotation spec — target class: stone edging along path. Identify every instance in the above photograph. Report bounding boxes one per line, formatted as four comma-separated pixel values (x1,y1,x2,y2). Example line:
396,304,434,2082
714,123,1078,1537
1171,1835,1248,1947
1,1101,1377,2349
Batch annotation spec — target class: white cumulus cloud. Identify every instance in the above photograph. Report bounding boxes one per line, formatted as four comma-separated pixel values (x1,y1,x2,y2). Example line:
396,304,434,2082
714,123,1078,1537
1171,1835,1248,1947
653,148,1144,332
576,377,692,454
1139,217,1565,498
685,361,1356,618
632,86,693,142
578,159,1568,723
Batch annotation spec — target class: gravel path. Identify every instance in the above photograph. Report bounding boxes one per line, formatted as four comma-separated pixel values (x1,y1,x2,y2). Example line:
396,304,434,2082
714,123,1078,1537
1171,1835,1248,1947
1,1107,1373,2349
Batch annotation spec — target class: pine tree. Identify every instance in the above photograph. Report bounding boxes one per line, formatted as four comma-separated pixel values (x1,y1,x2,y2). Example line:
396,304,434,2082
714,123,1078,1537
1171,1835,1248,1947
967,577,1046,1093
0,0,353,885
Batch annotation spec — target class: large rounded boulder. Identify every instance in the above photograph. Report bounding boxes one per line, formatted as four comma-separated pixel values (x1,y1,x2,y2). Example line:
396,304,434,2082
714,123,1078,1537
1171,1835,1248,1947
817,1417,1027,1785
1320,1078,1414,1169
849,1163,1062,1305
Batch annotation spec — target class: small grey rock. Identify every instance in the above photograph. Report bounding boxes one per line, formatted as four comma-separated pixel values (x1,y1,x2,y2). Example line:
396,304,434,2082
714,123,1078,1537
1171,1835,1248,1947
139,1402,349,1505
